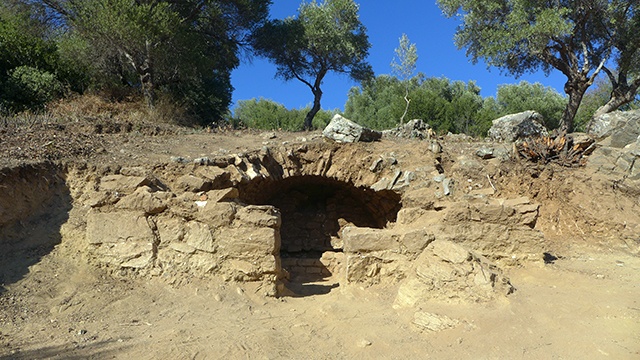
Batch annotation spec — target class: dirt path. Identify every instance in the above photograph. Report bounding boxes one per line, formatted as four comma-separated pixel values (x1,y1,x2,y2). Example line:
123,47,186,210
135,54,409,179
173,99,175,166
1,244,638,359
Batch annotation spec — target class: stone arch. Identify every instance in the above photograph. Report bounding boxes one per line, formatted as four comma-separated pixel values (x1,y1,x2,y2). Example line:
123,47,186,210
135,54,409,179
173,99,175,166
239,173,401,282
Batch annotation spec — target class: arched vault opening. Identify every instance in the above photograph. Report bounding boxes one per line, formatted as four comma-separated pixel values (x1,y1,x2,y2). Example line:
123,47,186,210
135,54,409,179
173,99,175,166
239,175,402,283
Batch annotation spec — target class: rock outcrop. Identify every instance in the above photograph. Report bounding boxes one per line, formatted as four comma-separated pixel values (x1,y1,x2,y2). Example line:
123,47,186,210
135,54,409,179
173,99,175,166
322,114,382,143
588,109,640,148
488,110,548,142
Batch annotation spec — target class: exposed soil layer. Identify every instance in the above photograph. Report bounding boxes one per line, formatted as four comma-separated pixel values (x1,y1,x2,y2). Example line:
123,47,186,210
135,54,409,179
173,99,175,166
0,121,639,359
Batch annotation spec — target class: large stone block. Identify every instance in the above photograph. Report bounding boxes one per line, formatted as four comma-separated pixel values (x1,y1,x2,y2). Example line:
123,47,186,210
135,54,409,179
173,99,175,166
86,210,153,245
488,111,548,142
115,186,168,215
185,221,215,253
234,205,281,229
99,175,151,194
322,114,382,143
216,227,279,256
86,210,154,268
342,227,399,253
589,109,640,147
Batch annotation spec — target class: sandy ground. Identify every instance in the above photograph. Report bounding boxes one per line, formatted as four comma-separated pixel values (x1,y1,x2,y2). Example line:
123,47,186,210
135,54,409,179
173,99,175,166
1,242,638,359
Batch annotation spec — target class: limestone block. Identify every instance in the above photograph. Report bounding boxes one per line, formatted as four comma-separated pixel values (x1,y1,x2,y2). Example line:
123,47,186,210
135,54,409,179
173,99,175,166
115,186,168,215
99,175,151,194
470,203,516,223
94,241,154,269
429,240,471,264
185,221,215,253
217,227,279,256
86,210,152,245
399,229,435,255
195,167,232,189
86,210,155,268
488,110,548,142
156,216,186,244
175,174,211,192
393,278,430,309
345,255,381,282
342,227,399,253
322,114,382,143
198,201,237,227
205,188,239,203
234,205,281,229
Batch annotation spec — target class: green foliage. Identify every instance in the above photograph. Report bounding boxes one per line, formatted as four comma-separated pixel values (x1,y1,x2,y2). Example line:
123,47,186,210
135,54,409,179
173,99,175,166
494,81,567,129
44,0,270,125
345,75,486,135
252,0,372,129
391,34,418,83
233,98,336,131
3,66,63,111
437,0,612,131
0,3,55,111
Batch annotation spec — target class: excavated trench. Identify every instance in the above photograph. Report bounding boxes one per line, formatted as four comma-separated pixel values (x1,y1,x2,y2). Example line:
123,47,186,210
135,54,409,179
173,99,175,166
239,175,402,282
0,163,72,293
0,156,402,296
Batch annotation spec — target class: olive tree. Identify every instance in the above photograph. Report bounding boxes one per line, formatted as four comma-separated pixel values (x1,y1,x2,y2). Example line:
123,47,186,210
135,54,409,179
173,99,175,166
252,0,372,130
438,0,610,132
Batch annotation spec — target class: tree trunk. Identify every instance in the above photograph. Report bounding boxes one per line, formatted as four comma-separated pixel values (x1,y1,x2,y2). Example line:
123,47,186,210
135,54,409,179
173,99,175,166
561,79,590,133
400,86,410,125
140,39,155,108
593,83,640,118
304,87,322,130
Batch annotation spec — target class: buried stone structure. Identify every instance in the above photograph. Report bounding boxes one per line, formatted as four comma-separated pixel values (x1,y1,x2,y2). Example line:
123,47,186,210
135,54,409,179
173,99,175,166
1,140,546,298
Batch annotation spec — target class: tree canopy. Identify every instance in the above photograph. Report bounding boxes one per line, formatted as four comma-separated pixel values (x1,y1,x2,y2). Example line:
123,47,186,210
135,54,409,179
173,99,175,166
437,0,611,132
252,0,372,130
37,0,270,124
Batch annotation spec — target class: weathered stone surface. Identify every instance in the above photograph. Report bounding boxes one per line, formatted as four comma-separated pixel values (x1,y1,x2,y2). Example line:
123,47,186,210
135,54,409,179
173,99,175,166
342,227,399,253
86,210,152,245
430,240,470,264
185,221,215,253
216,227,279,256
175,174,211,192
399,229,435,255
322,114,382,143
475,147,495,159
99,175,151,194
412,312,459,332
488,110,548,142
115,186,168,214
198,201,237,227
589,109,640,147
382,119,434,140
86,210,154,268
395,241,514,305
195,167,232,189
234,205,281,229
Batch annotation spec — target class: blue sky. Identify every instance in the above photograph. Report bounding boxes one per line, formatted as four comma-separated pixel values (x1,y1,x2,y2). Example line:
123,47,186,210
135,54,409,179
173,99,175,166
230,1,568,112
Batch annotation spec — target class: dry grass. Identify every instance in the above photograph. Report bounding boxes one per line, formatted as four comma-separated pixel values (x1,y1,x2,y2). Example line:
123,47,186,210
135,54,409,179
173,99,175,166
46,94,193,126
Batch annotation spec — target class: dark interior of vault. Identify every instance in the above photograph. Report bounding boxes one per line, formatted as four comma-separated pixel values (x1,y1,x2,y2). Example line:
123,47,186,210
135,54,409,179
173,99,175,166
241,175,401,282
